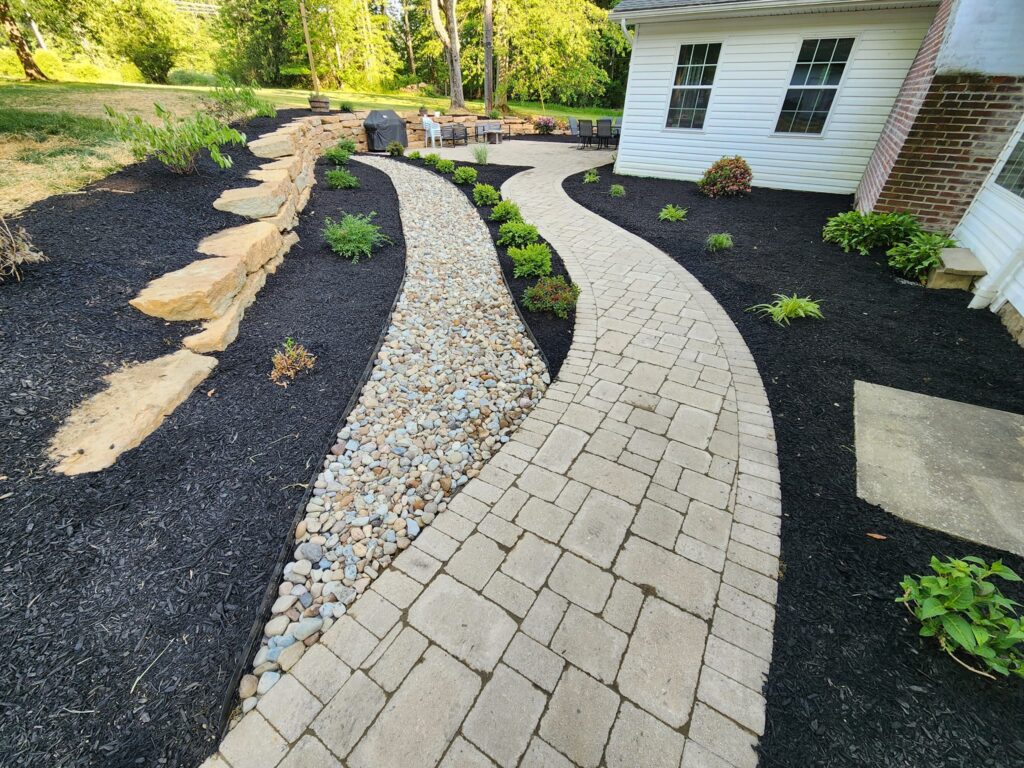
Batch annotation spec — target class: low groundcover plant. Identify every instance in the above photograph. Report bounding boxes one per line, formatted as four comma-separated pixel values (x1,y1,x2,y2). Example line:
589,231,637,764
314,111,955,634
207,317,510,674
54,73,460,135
887,231,957,283
508,242,552,279
322,212,391,262
822,210,921,255
522,275,580,319
705,233,733,252
473,183,501,207
325,167,359,189
490,199,523,223
497,220,539,248
270,337,316,387
453,166,478,185
898,555,1024,679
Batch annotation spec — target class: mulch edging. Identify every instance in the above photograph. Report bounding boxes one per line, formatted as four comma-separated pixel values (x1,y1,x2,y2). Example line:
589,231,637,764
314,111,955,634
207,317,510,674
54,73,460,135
392,154,574,378
0,119,406,766
563,165,1024,767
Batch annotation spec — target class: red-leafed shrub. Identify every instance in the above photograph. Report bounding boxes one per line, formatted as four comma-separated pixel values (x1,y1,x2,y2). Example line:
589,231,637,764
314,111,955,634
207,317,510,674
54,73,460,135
697,155,753,198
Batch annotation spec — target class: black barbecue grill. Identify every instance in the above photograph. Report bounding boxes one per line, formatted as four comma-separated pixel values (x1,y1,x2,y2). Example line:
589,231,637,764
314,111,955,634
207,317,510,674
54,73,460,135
363,109,408,152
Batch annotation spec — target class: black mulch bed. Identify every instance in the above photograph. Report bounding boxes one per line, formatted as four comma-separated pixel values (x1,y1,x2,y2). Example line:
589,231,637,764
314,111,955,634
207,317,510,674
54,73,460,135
0,123,405,766
564,166,1024,768
393,155,573,378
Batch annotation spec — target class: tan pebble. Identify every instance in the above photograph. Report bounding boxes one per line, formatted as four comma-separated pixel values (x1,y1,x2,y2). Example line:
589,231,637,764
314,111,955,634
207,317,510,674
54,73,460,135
239,674,258,699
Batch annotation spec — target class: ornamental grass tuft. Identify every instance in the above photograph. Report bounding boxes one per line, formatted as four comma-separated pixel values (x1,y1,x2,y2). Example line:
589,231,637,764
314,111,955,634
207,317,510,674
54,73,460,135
705,233,733,252
746,293,824,326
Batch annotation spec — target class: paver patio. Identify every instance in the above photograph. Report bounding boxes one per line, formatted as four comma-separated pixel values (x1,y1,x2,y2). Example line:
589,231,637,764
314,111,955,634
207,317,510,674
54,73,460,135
205,142,782,768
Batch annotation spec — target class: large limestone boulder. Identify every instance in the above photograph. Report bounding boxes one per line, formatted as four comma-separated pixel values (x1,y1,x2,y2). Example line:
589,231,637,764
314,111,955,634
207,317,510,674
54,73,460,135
130,257,246,321
247,132,298,159
246,168,292,185
262,155,303,180
213,180,289,219
49,350,217,475
183,269,268,353
198,222,283,273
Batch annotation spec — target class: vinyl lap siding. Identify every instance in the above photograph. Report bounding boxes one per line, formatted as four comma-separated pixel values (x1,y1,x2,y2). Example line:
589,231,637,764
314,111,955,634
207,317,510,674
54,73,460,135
954,183,1024,312
615,8,935,193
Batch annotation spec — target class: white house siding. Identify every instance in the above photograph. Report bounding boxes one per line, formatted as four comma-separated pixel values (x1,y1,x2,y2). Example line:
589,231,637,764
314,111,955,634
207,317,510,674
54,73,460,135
615,7,936,194
953,118,1024,314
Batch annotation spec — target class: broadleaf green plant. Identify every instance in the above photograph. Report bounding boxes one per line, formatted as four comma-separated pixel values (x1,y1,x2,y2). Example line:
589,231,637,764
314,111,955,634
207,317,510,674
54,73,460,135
886,231,957,283
746,294,824,326
508,243,552,278
453,166,478,185
822,210,921,255
490,199,523,223
609,183,626,198
522,276,580,319
435,158,456,174
473,183,501,207
497,221,539,248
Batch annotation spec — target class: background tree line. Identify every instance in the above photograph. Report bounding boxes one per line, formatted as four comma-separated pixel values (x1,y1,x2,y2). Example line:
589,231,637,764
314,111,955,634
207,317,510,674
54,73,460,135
1,0,628,110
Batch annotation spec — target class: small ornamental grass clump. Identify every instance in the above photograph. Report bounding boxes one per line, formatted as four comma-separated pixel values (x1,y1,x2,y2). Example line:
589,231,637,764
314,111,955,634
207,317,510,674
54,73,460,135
523,276,580,319
583,169,599,184
747,294,824,326
407,150,421,160
1,216,47,283
270,337,316,387
453,166,478,185
705,233,733,252
324,146,351,165
697,155,752,198
423,153,441,168
325,167,359,189
106,104,245,174
898,556,1024,679
659,204,688,222
323,212,391,262
609,184,626,198
497,220,539,248
473,145,489,165
435,158,456,174
887,231,957,283
490,199,523,223
473,183,501,207
508,242,553,279
533,116,557,135
822,210,922,255
386,140,405,157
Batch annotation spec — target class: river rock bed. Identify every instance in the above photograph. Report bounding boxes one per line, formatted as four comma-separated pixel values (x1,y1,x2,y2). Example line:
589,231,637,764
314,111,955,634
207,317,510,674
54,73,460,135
237,156,548,713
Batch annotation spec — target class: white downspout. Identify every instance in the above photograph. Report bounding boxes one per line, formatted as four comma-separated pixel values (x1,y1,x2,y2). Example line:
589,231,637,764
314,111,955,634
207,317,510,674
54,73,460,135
969,242,1024,309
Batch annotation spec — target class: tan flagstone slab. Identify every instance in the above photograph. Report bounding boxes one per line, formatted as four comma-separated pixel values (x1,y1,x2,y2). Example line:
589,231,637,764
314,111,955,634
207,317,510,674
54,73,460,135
197,221,283,273
130,257,246,321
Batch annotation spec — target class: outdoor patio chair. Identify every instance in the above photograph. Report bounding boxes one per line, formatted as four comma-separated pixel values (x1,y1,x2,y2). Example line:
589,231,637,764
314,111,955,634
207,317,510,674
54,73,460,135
569,116,579,137
612,117,622,145
578,119,594,149
596,119,612,149
422,117,442,148
442,123,469,146
475,121,503,143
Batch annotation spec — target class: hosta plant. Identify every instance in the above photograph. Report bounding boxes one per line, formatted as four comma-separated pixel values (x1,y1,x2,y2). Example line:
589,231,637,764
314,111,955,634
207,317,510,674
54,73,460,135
435,158,456,174
746,294,823,326
659,204,688,222
697,155,752,198
105,104,245,174
323,212,391,262
325,168,359,189
609,184,626,198
473,183,501,207
270,338,315,387
324,146,351,165
583,169,599,184
705,233,733,252
508,243,552,279
522,276,580,319
898,556,1024,679
453,166,478,185
490,199,523,223
497,220,539,248
823,210,921,255
386,140,405,157
887,231,956,282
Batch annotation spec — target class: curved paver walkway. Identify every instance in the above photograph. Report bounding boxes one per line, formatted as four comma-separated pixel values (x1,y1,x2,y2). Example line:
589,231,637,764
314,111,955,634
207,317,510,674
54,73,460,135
204,143,781,768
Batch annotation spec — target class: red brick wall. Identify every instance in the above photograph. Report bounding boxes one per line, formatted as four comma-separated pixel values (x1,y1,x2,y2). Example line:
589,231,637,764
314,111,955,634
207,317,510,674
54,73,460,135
856,0,952,212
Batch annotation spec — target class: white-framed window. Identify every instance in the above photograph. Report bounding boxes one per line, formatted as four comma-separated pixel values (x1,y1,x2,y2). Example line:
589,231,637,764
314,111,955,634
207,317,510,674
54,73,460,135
775,37,854,134
666,42,721,130
995,133,1024,199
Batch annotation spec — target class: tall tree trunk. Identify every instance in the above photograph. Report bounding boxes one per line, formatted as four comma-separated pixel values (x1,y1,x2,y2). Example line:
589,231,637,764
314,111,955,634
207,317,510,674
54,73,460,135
483,0,493,113
25,11,45,49
0,0,46,80
297,0,321,93
328,16,344,75
360,0,377,80
428,0,464,110
400,0,416,76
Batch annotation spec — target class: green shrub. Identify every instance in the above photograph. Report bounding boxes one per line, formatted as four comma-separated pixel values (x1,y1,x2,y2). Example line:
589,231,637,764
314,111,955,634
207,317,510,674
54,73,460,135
202,79,276,123
508,243,553,278
887,231,957,282
490,200,523,223
324,146,351,165
435,158,456,174
325,168,360,189
407,150,421,160
746,294,824,326
497,220,539,248
583,169,599,184
423,153,441,167
698,155,753,198
523,276,580,319
338,101,356,112
609,184,626,198
105,104,245,174
473,183,501,207
898,556,1024,678
386,140,405,157
822,210,922,255
705,233,734,253
659,204,688,222
473,145,489,165
323,212,391,262
168,69,218,86
488,109,502,119
336,138,358,154
453,166,478,185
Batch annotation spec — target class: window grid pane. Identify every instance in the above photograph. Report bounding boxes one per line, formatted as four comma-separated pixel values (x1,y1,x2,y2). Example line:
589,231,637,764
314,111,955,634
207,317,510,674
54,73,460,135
777,37,854,134
996,135,1024,198
667,42,721,130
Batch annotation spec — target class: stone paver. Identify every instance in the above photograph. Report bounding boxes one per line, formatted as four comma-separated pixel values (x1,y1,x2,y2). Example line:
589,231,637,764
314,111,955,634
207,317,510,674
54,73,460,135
206,143,781,768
